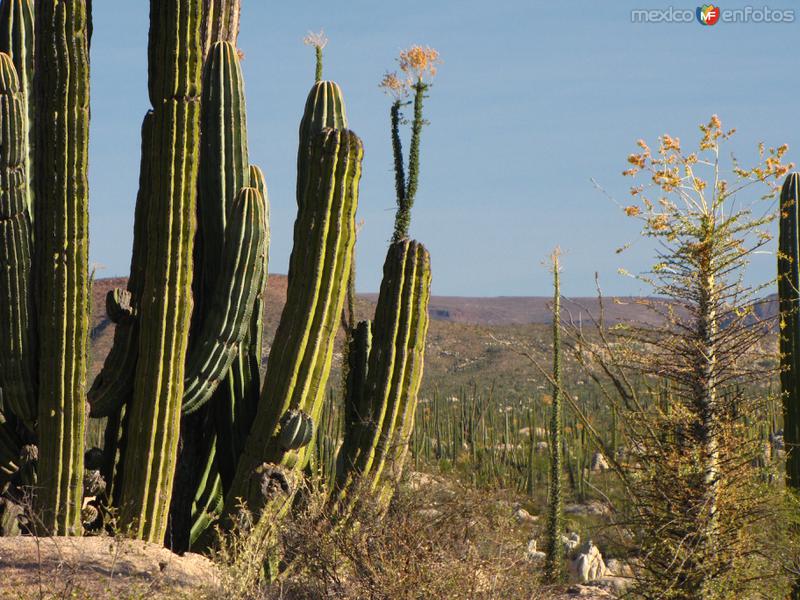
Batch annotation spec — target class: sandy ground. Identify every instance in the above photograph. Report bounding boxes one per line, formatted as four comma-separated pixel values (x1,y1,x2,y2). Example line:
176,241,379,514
0,535,218,599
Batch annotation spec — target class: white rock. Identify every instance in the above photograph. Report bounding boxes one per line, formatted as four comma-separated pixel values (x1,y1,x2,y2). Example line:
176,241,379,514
525,539,546,562
568,540,606,583
561,532,581,553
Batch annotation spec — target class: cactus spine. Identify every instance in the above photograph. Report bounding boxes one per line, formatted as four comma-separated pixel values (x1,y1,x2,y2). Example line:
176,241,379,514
0,53,35,427
117,0,203,542
33,0,91,535
779,172,800,490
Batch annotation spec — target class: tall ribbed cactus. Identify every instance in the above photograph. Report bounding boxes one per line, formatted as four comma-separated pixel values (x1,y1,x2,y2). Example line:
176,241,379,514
225,127,362,517
194,40,249,317
0,53,35,428
117,0,203,543
33,0,91,535
181,186,268,549
779,172,800,490
171,38,268,552
201,0,239,58
297,81,347,206
332,240,431,513
0,0,32,218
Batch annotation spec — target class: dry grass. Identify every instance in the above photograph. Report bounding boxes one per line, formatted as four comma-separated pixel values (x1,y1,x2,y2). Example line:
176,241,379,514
205,472,562,600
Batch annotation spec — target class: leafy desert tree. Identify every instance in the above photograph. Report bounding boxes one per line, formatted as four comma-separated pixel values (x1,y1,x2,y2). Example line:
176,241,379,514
566,116,796,599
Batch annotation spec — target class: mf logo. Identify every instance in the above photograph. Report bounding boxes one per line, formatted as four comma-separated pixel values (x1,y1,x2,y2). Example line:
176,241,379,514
697,4,721,25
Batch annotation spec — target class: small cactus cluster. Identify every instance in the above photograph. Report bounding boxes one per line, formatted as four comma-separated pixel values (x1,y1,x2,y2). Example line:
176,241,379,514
0,0,435,574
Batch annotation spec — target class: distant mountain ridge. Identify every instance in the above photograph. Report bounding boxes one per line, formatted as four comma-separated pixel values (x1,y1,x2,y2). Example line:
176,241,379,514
93,276,778,328
88,277,780,405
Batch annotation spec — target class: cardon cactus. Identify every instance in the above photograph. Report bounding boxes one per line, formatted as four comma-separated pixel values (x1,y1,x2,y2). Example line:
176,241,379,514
0,0,33,217
33,0,91,535
779,172,800,490
176,186,268,550
173,38,267,552
297,80,347,207
0,0,436,574
183,41,261,415
225,127,362,517
116,0,203,543
0,52,35,427
201,0,239,58
332,240,431,513
183,185,268,412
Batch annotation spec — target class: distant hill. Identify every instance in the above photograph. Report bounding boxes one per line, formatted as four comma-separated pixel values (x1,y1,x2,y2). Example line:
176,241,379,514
89,277,779,405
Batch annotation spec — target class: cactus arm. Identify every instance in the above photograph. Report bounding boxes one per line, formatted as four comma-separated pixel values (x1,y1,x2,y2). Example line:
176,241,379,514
33,0,91,535
197,40,249,300
117,0,203,543
243,163,268,390
88,111,154,418
331,241,431,512
779,173,800,489
0,0,34,219
296,81,347,207
346,242,411,479
0,53,35,426
171,39,261,550
225,128,361,516
182,187,268,413
201,0,239,59
188,447,224,547
376,244,431,493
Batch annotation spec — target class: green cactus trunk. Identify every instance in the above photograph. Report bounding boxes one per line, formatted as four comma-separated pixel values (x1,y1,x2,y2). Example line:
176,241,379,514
0,0,33,219
33,0,91,536
0,53,35,428
117,0,202,543
332,240,431,513
297,81,347,207
174,186,267,550
225,127,362,518
779,173,800,490
183,40,255,413
171,40,267,551
201,0,239,59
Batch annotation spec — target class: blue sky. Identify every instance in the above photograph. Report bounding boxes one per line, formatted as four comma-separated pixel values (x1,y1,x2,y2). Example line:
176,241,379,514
88,1,799,296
